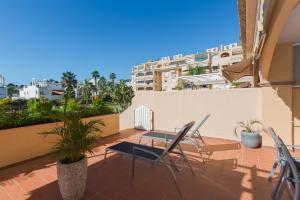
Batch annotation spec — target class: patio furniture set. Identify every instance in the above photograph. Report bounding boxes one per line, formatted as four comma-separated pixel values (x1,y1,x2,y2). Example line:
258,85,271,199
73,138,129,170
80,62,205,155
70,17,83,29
104,114,210,196
104,114,300,199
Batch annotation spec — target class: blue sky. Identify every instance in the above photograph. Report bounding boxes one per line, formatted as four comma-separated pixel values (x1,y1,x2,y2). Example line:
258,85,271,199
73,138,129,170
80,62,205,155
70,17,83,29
0,0,240,84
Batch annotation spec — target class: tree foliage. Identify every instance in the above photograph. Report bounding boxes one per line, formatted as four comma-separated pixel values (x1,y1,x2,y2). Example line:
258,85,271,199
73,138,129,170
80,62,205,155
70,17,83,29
7,83,18,98
187,65,206,76
109,73,116,85
112,80,134,112
61,71,78,115
77,80,94,104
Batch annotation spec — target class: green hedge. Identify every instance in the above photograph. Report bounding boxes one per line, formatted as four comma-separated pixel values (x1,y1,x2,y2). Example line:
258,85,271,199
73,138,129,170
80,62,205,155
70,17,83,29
0,106,116,130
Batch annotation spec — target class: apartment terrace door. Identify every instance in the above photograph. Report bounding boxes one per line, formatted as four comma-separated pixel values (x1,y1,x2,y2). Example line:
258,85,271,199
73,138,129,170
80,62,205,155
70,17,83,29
292,44,300,145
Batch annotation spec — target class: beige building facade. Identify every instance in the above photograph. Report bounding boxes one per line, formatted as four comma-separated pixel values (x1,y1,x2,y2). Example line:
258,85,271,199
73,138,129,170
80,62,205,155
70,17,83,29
131,43,243,91
223,0,300,145
122,0,300,148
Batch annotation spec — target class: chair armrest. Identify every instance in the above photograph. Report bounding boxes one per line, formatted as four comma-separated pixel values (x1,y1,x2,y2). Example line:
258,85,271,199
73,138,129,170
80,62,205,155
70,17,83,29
286,145,300,150
175,128,194,135
169,150,181,155
174,127,181,133
133,147,161,159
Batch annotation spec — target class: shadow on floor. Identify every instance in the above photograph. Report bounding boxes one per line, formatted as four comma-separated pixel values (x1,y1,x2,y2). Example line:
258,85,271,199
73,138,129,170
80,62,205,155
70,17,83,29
1,130,284,200
27,151,275,200
0,129,139,183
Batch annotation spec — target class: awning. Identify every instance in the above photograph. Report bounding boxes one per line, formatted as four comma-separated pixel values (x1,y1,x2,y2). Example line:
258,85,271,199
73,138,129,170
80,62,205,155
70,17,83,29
179,73,225,86
222,58,253,82
52,90,64,95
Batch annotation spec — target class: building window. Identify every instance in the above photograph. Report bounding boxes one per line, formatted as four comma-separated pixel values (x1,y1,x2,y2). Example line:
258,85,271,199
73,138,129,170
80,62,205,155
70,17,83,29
221,52,230,58
145,87,153,90
212,66,219,71
137,87,144,91
136,72,144,77
171,72,176,79
145,80,153,84
293,45,300,85
145,71,153,76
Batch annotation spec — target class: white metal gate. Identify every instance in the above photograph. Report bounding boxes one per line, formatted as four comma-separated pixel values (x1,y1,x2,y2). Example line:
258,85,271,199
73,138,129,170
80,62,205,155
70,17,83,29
134,105,153,131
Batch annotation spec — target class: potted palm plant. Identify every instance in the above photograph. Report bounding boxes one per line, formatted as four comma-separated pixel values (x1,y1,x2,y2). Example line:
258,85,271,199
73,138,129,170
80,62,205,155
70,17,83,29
234,120,264,148
42,113,104,200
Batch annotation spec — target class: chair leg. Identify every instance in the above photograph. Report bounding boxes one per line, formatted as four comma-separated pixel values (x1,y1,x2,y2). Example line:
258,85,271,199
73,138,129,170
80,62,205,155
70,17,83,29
198,148,205,164
138,137,142,144
162,160,182,197
199,136,206,146
285,169,295,199
178,145,195,176
194,139,205,164
272,164,286,199
151,139,154,148
168,156,180,172
275,177,287,200
196,130,206,145
269,160,279,181
104,149,108,163
132,155,136,177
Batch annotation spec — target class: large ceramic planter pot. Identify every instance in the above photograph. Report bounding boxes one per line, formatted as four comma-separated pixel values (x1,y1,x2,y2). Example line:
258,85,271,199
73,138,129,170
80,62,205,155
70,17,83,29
57,156,87,200
241,131,262,148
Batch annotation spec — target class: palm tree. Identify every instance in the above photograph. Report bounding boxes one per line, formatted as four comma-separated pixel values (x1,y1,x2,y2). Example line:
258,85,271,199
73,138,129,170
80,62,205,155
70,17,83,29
91,70,100,95
107,73,117,99
113,80,134,112
97,76,107,100
61,71,78,115
78,80,93,105
109,73,116,86
41,112,105,163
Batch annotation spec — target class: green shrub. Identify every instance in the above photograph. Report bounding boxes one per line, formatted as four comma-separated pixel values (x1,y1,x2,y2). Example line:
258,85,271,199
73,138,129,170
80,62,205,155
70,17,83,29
66,99,80,113
27,99,41,117
0,99,116,130
92,97,105,109
187,65,206,75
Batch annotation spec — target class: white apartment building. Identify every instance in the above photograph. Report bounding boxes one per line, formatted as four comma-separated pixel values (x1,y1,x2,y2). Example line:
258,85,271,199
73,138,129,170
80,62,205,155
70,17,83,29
131,43,246,91
19,79,64,100
0,75,7,98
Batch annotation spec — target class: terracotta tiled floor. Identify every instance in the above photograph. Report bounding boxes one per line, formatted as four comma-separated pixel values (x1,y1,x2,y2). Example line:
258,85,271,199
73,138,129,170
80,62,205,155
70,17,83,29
0,129,297,200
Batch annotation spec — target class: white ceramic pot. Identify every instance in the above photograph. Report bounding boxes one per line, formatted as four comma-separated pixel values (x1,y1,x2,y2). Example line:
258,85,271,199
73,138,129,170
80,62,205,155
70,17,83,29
241,131,262,148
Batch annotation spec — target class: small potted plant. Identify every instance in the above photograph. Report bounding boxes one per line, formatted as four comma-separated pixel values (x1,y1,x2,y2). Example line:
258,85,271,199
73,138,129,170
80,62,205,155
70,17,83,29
234,120,264,148
42,112,104,200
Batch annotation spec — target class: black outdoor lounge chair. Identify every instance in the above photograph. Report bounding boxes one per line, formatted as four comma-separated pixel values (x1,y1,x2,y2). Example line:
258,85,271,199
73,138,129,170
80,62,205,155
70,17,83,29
104,121,195,196
138,114,210,161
